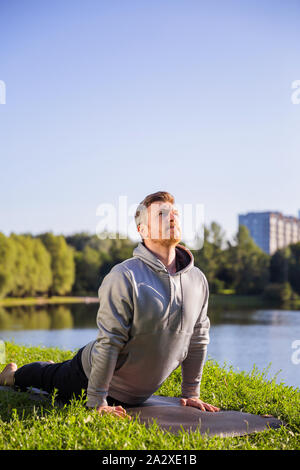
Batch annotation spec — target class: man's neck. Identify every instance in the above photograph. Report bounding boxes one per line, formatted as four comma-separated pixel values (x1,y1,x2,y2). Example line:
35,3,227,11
143,240,177,274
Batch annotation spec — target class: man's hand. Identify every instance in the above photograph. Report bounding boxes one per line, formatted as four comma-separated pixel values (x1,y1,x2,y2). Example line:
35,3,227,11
96,405,132,420
180,397,220,412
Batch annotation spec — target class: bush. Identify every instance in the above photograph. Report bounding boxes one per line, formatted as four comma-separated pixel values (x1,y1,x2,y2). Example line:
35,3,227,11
209,279,225,294
262,282,292,304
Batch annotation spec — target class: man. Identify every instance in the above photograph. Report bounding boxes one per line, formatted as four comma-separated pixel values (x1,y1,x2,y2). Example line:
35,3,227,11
0,191,219,419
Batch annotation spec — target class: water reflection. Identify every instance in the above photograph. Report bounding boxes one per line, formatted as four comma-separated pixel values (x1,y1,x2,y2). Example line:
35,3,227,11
209,308,298,326
0,304,299,389
0,304,98,330
2,304,297,330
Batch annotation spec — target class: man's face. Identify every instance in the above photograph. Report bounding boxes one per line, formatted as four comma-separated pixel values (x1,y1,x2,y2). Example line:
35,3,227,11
138,201,182,246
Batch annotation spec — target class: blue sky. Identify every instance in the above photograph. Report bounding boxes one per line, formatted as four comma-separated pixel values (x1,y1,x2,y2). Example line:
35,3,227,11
0,0,299,244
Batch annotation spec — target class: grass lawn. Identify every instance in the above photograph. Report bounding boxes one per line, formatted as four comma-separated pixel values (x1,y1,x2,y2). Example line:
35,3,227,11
0,342,299,450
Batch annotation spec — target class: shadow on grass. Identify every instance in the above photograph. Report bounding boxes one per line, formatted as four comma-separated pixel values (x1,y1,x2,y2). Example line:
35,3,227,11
0,386,76,423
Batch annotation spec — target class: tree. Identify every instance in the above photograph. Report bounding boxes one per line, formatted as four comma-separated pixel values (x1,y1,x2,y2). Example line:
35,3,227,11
192,222,227,293
270,247,290,284
0,233,17,298
288,242,300,295
228,225,270,295
9,234,34,297
32,238,53,294
72,246,104,295
38,233,75,295
263,282,292,304
8,234,52,296
207,221,227,249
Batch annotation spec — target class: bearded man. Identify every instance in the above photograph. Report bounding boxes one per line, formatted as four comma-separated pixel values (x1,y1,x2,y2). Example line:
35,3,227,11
0,191,219,419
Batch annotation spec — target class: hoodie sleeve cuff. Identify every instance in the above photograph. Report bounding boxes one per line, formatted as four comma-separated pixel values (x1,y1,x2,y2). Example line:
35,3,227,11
86,391,108,408
181,384,201,399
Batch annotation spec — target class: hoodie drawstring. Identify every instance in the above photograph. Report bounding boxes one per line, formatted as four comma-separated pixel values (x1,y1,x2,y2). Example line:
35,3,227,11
167,274,172,326
180,274,183,331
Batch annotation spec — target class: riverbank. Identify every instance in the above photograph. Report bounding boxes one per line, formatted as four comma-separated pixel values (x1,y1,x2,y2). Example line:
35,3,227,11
1,294,299,310
0,296,99,307
0,342,299,450
210,294,300,310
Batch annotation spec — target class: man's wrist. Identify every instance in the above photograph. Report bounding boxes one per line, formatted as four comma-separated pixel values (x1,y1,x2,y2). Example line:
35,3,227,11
181,395,199,399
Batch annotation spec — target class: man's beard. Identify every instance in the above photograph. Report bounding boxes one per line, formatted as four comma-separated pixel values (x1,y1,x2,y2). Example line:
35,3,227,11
152,227,181,246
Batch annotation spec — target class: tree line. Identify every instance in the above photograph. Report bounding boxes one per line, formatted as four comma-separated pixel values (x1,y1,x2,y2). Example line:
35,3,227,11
0,224,299,303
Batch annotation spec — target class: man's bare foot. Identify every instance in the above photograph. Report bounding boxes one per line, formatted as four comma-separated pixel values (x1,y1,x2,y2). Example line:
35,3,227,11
0,363,18,387
47,361,54,364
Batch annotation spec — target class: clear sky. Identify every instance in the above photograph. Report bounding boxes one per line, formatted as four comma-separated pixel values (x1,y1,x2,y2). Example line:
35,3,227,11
1,0,299,245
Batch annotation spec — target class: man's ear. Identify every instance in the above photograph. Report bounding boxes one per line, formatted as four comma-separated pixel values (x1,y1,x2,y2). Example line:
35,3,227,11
138,223,148,239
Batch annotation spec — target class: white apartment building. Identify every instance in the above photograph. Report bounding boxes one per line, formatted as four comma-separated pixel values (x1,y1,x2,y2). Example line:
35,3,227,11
238,211,300,255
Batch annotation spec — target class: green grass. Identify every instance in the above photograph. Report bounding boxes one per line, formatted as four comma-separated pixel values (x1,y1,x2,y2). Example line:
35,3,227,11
210,294,275,309
0,342,299,450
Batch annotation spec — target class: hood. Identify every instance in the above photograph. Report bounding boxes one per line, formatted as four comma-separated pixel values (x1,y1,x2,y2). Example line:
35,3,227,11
133,242,194,275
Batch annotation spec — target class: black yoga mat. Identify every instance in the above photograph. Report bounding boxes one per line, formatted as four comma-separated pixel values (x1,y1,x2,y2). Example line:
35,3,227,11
0,387,284,437
124,395,284,436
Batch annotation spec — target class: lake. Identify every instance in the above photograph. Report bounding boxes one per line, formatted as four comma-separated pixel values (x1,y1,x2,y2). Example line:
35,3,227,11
0,303,299,389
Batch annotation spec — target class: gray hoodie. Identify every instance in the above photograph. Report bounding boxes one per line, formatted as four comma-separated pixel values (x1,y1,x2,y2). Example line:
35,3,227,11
81,241,210,408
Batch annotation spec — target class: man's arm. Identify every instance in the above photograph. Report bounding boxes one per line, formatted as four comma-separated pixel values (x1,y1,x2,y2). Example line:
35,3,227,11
86,268,133,409
180,273,210,400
